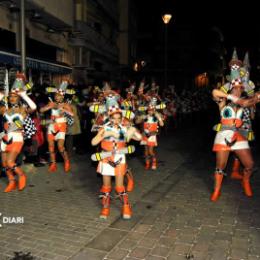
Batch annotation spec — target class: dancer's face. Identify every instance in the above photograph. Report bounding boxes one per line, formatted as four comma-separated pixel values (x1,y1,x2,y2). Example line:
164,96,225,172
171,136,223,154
54,93,64,103
110,113,122,126
9,93,20,105
231,85,243,97
148,108,155,115
127,92,132,99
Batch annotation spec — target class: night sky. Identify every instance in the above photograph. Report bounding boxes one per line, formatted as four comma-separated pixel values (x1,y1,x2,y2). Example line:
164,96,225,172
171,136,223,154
136,0,260,81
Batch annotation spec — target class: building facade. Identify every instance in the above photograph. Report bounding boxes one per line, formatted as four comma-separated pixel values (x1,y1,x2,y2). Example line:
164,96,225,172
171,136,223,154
71,0,137,85
71,0,119,85
0,0,73,84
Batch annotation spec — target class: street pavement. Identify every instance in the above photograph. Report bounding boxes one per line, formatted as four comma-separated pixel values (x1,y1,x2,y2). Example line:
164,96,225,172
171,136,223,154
0,126,260,260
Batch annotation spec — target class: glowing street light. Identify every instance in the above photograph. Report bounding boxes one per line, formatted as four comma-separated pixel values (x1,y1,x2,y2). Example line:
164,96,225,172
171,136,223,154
162,14,172,24
162,13,172,88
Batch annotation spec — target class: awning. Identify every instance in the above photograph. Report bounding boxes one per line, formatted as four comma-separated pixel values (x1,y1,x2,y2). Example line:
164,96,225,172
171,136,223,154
0,50,72,74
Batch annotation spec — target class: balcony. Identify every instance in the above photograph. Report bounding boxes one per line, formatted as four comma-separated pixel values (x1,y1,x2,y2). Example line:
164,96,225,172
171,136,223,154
90,0,118,24
8,0,73,29
71,21,118,62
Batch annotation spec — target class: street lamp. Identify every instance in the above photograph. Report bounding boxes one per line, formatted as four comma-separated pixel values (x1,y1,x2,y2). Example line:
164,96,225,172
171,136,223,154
20,0,26,73
162,13,172,89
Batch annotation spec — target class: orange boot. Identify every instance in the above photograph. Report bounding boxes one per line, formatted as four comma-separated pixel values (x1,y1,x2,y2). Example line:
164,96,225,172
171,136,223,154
48,162,57,172
151,157,157,170
13,165,27,191
126,168,134,192
99,186,112,219
211,170,224,202
48,150,57,172
231,158,243,180
116,186,132,219
4,169,17,193
64,160,70,172
145,158,150,170
18,174,27,191
242,172,253,197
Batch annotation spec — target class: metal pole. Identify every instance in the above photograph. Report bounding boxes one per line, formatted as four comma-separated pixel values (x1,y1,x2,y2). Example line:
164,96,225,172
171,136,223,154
164,24,168,89
20,0,26,73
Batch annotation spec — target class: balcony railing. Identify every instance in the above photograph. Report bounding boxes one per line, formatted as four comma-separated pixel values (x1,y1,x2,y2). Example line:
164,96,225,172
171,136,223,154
73,21,118,61
93,0,118,22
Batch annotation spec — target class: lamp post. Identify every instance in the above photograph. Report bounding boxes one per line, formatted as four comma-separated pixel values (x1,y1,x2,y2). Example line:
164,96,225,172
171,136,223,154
20,0,26,73
162,14,172,89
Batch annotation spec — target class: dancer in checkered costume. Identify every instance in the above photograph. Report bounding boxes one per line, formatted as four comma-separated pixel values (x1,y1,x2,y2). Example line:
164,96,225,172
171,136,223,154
91,96,142,220
211,49,260,201
136,98,165,170
40,81,74,173
0,72,36,193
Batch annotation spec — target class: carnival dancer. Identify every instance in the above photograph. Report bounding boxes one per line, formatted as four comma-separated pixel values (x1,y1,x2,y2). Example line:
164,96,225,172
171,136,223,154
40,81,74,173
211,69,260,201
136,98,165,170
91,99,141,220
121,83,137,111
0,72,36,192
89,93,137,193
145,79,162,103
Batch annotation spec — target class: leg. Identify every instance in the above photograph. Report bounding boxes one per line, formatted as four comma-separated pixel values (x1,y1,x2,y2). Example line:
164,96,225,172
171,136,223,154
100,175,112,219
150,147,157,170
115,173,132,219
235,149,254,197
211,151,230,201
6,151,26,191
230,154,243,180
2,152,17,192
57,139,70,172
125,166,134,192
48,138,57,172
144,146,150,170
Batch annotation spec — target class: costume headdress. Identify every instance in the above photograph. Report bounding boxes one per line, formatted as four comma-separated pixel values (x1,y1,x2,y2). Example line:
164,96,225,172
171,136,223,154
229,48,242,68
46,81,75,95
126,83,135,94
240,51,255,96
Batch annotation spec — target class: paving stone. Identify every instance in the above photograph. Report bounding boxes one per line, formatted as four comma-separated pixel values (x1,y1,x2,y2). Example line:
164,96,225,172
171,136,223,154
209,248,228,260
126,232,144,241
145,230,163,239
71,248,107,260
192,242,210,252
117,239,138,250
106,248,129,260
230,248,248,259
158,236,176,247
215,231,233,241
250,247,260,255
145,255,166,260
176,234,195,244
87,228,128,251
138,238,157,248
150,246,171,257
128,246,151,258
172,243,192,255
167,252,187,260
133,223,152,233
109,214,141,231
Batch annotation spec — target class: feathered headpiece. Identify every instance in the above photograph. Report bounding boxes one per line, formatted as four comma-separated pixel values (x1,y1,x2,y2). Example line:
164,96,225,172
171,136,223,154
10,73,33,94
126,83,135,94
46,81,75,95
